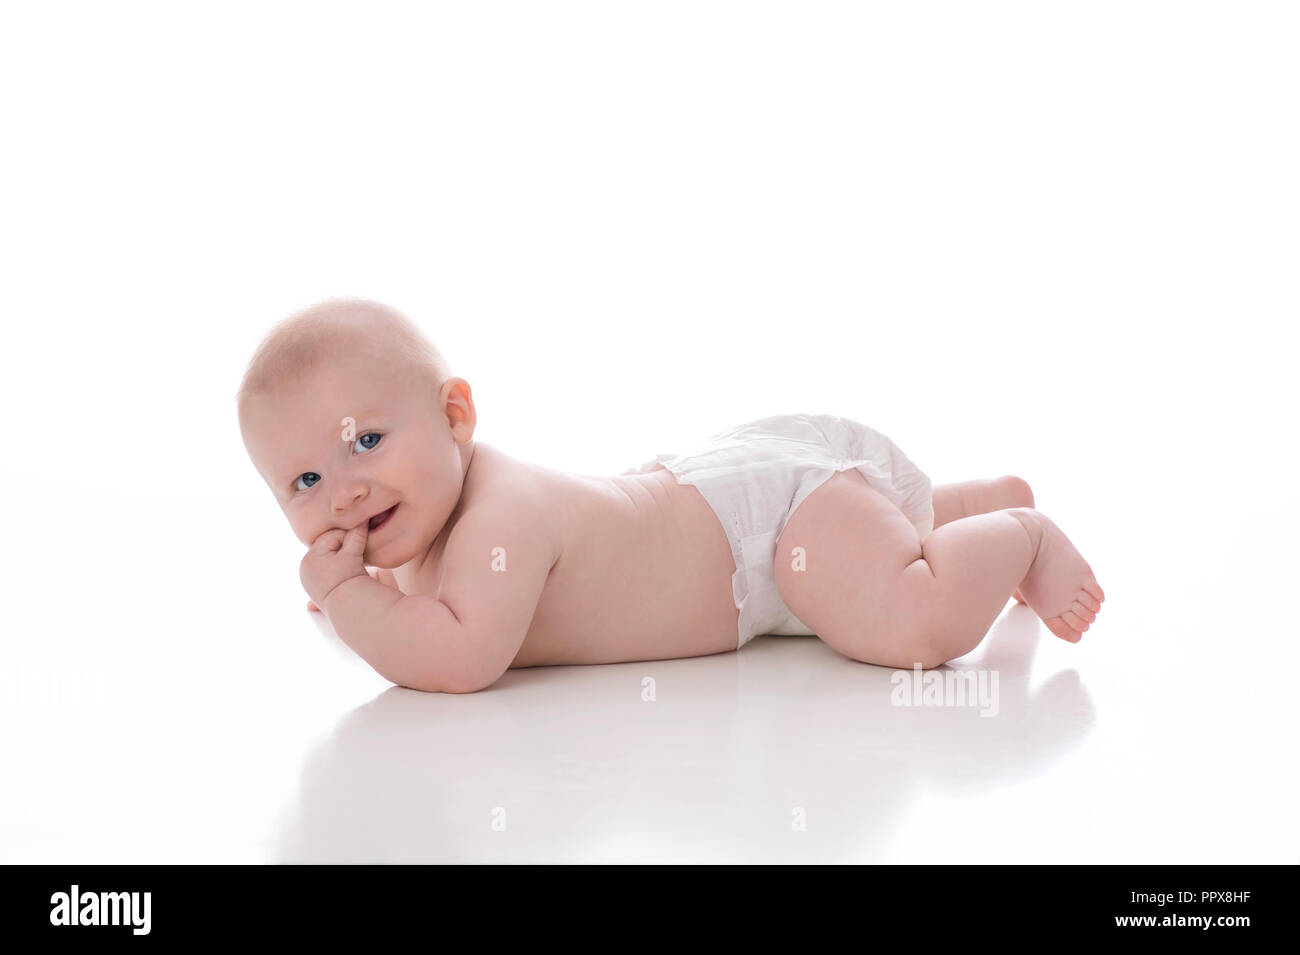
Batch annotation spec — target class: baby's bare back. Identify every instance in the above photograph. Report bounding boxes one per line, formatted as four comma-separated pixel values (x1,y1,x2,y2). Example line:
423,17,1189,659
393,445,740,667
400,444,738,670
505,454,741,666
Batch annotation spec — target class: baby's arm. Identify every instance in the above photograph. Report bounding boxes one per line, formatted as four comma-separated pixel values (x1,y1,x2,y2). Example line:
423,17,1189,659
306,567,398,612
322,504,556,693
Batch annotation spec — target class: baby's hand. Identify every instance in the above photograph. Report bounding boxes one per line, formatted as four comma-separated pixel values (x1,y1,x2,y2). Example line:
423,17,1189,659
301,522,369,611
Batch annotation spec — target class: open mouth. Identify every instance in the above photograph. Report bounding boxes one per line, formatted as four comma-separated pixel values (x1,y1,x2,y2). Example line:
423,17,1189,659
368,504,398,532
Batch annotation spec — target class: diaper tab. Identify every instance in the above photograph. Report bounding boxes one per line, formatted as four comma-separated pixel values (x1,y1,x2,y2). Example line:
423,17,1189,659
732,529,776,599
734,529,793,644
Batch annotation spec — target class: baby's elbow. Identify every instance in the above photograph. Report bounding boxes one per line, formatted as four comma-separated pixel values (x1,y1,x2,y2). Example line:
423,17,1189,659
383,597,500,693
439,677,494,694
388,668,481,694
442,662,506,694
392,661,499,694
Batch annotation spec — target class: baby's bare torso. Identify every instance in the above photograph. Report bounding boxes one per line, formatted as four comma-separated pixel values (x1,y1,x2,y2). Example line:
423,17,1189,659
405,444,742,667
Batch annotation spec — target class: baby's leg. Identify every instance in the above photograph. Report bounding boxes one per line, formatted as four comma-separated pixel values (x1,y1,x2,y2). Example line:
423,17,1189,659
932,476,1035,603
931,476,1034,529
773,470,1104,668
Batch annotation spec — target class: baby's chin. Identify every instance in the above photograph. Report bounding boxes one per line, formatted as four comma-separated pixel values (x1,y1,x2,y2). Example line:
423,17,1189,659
363,545,399,569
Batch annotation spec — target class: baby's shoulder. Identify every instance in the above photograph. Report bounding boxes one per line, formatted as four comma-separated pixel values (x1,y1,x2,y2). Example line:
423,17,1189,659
441,450,561,567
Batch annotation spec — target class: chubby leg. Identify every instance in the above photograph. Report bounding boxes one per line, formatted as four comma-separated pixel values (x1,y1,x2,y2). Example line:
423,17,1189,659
932,476,1035,604
773,470,1104,668
932,475,1035,529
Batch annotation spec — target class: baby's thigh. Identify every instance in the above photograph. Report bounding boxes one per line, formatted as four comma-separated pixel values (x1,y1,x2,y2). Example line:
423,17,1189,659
773,469,925,664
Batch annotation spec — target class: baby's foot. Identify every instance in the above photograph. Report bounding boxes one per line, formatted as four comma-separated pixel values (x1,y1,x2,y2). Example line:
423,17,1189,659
1006,509,1105,643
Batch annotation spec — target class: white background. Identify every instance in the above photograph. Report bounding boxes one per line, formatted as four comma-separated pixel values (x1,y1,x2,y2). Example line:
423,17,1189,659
1,1,1295,863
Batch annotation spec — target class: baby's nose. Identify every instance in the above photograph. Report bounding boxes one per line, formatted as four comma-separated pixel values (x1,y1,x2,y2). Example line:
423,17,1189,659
331,485,368,516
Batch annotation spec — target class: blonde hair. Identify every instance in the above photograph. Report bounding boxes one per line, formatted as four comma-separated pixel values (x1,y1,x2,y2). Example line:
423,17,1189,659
236,298,453,420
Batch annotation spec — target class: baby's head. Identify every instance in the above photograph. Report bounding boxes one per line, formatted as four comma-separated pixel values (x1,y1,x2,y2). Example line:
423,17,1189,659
237,298,475,569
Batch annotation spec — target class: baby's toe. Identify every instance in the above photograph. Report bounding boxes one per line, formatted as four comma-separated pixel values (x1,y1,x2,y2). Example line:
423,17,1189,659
1046,616,1083,643
1062,610,1091,633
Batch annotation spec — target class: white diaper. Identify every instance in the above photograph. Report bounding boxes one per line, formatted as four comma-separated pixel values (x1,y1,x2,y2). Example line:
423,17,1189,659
627,413,935,650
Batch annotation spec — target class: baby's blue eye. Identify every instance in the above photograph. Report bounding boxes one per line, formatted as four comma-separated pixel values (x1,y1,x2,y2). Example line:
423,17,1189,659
292,434,382,493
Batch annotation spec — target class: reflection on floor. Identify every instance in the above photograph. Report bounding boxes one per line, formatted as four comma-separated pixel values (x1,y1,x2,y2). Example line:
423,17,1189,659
2,502,1293,863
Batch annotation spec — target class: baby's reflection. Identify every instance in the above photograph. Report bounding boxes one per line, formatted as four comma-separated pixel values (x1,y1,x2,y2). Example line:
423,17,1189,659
275,606,1094,863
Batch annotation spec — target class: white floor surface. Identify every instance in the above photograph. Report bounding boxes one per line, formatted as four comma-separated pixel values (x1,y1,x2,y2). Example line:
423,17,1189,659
2,479,1293,864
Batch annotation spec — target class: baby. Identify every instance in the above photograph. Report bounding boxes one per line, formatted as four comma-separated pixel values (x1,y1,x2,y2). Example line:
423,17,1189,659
237,299,1104,694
